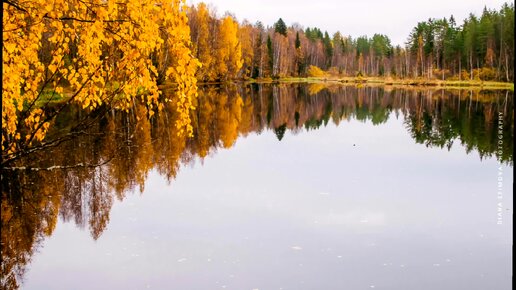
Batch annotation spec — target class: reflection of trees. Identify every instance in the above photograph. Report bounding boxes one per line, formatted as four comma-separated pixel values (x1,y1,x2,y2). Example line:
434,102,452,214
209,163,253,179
274,124,287,140
404,89,514,162
1,84,513,289
246,85,512,163
2,168,62,289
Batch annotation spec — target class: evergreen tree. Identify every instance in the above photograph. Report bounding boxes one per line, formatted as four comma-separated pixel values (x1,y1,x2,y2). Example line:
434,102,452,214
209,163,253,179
323,31,333,68
267,35,273,75
274,18,287,36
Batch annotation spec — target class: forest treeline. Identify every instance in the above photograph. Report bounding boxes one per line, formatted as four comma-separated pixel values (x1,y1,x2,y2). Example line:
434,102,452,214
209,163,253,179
187,2,514,82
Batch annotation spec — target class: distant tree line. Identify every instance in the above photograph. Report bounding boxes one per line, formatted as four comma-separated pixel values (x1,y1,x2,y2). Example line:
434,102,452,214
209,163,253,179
187,2,514,81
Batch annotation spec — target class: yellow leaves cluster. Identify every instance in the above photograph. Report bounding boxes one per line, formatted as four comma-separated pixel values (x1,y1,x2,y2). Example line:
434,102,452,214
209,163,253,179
237,22,255,77
2,0,199,157
188,3,216,81
307,65,326,77
217,16,243,80
23,109,50,143
188,5,243,82
2,1,46,154
159,2,200,137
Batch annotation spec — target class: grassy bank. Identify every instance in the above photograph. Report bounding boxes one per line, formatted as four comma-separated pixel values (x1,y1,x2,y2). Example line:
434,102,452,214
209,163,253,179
42,77,512,107
242,76,514,90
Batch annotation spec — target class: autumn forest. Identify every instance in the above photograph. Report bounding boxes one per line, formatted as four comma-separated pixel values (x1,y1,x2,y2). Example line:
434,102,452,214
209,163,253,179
187,2,515,82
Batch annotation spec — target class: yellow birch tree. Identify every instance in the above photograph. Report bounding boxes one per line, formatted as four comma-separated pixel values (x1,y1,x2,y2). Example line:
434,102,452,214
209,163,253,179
216,15,243,80
2,0,199,163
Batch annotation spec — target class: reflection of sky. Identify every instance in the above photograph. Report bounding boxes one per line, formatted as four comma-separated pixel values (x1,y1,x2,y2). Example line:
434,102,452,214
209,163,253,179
24,114,512,290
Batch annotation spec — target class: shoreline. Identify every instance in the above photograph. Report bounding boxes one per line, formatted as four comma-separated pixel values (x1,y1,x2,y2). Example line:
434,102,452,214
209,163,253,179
190,77,514,90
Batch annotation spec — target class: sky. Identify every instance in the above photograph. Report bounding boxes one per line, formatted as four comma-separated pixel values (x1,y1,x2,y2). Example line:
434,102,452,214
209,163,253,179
186,0,510,46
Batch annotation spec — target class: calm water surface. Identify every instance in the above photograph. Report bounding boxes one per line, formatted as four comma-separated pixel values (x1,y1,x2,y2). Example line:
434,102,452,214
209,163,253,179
2,84,513,290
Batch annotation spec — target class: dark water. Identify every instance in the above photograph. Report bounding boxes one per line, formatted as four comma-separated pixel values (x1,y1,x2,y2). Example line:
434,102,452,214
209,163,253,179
1,84,513,290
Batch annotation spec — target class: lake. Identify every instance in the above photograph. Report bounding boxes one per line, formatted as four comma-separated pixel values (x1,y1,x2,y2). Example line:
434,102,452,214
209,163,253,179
1,84,513,290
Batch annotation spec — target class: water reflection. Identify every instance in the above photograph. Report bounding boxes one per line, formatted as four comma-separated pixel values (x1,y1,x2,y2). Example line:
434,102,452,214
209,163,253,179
1,84,513,289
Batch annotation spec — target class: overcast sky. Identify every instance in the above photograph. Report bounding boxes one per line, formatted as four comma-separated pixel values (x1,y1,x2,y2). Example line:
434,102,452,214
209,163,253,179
186,0,510,46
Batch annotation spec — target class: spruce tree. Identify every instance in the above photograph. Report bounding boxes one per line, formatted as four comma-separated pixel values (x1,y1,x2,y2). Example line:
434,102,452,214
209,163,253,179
274,18,287,36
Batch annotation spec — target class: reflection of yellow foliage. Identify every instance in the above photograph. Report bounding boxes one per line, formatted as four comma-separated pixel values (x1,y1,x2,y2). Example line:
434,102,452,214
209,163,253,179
134,105,154,191
238,95,255,135
2,169,62,290
307,83,327,95
217,91,243,148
